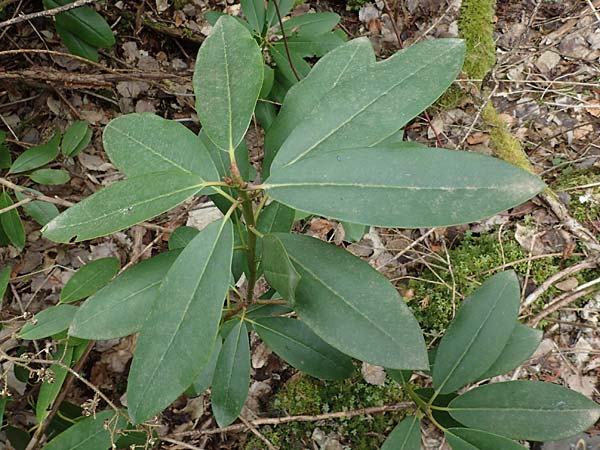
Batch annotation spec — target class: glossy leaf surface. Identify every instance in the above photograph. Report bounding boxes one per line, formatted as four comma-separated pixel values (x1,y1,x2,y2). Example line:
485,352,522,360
9,132,60,174
20,304,78,340
29,169,70,185
0,192,25,249
269,233,427,369
448,380,600,441
127,220,233,424
60,257,120,304
62,120,91,157
262,234,299,304
432,271,520,394
265,145,546,228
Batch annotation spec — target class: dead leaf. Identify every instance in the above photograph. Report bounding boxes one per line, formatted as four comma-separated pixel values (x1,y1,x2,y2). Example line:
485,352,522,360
361,362,386,385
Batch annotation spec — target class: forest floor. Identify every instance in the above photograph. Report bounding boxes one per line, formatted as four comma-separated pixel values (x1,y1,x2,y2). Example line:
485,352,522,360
0,0,599,449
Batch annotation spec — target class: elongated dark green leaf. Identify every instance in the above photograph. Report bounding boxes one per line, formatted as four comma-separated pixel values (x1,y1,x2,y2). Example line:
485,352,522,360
103,113,219,182
257,201,295,235
270,233,427,369
193,16,263,152
279,12,340,36
381,416,421,450
127,219,233,424
9,132,60,174
478,323,542,380
69,251,179,340
29,169,70,185
15,189,59,226
254,317,354,380
265,145,546,228
271,40,465,170
0,131,12,169
448,380,600,441
266,0,295,27
261,64,274,98
41,409,125,450
44,0,115,48
168,227,199,250
270,43,311,85
212,320,250,427
263,37,375,179
191,338,222,395
0,265,10,300
42,171,207,243
285,33,345,58
19,304,78,340
241,0,265,32
36,345,74,423
432,271,520,394
262,234,299,304
60,257,120,303
62,120,90,156
55,24,99,61
445,428,528,450
0,397,7,426
341,221,367,242
0,192,25,249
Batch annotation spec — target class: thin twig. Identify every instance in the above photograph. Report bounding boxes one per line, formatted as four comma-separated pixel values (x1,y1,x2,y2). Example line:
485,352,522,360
162,437,205,450
0,177,74,207
423,110,443,147
0,196,33,215
528,286,598,327
0,0,98,29
272,0,300,81
240,416,279,450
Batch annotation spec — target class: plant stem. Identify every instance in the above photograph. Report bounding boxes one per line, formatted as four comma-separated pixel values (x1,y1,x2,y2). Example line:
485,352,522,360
272,0,300,81
240,190,258,304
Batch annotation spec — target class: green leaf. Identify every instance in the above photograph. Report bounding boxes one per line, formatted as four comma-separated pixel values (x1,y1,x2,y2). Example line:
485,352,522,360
41,409,125,450
279,12,340,37
264,38,375,179
448,380,600,441
255,101,277,130
69,251,179,340
265,145,546,228
127,219,233,424
269,233,427,369
44,0,115,48
9,132,60,174
19,304,78,340
432,271,520,394
381,416,421,450
478,323,542,379
257,201,295,235
262,234,300,304
62,120,91,157
168,226,199,250
266,0,296,27
445,428,528,450
60,257,120,304
270,43,311,85
271,39,465,170
29,169,70,185
260,64,274,98
0,397,8,426
15,189,59,226
190,337,222,395
0,265,10,300
254,317,355,380
103,113,219,182
212,320,250,427
0,192,25,250
285,32,345,57
341,222,367,242
36,345,74,423
241,0,265,32
193,16,263,152
0,131,12,169
55,24,99,62
42,171,207,243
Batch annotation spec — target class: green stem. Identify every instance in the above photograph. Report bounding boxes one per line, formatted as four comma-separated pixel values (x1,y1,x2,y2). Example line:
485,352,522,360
240,190,258,304
402,378,447,432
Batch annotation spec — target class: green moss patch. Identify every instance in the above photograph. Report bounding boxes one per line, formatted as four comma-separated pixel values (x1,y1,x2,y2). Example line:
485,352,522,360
458,0,496,79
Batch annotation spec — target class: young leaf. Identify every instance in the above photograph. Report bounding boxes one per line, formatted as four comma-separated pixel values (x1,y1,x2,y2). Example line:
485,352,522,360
278,12,340,37
190,337,223,395
36,345,74,423
29,169,70,185
44,0,115,48
103,113,219,182
254,317,355,380
445,428,528,450
127,219,233,424
15,188,59,226
8,132,60,174
55,24,99,62
263,37,375,179
69,251,179,340
168,226,199,250
448,380,600,441
265,145,546,228
381,416,421,450
193,16,263,152
42,171,207,243
268,233,427,370
432,271,520,394
270,39,465,170
0,265,10,300
41,409,125,450
241,0,265,32
478,323,542,380
62,120,91,157
60,257,120,304
262,234,300,304
0,191,25,249
19,304,78,340
212,320,250,427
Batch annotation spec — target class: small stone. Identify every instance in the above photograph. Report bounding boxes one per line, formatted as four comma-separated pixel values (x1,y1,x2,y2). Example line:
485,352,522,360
535,51,560,73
